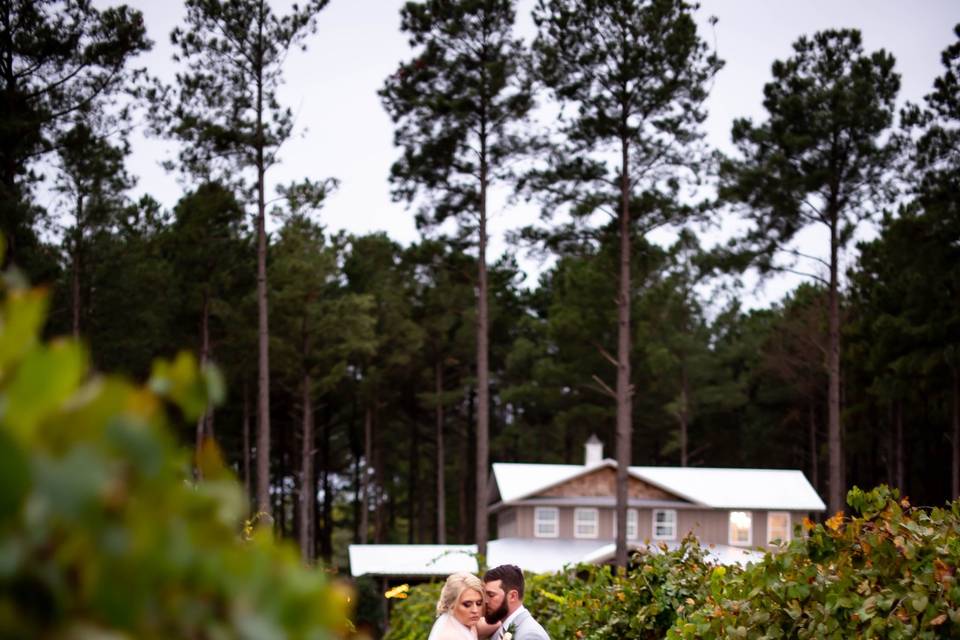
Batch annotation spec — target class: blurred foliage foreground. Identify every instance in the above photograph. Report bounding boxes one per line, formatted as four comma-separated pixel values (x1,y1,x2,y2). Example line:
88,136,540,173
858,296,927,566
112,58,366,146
388,486,960,640
0,263,351,638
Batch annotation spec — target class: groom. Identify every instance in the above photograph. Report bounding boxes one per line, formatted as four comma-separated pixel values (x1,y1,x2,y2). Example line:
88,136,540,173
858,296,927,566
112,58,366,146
478,564,549,640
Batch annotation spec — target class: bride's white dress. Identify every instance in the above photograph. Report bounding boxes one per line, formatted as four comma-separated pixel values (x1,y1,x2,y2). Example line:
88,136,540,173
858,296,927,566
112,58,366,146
427,612,477,640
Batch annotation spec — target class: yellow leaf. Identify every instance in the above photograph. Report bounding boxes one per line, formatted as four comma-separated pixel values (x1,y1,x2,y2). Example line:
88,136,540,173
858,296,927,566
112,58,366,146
826,511,845,532
196,437,229,480
385,584,410,599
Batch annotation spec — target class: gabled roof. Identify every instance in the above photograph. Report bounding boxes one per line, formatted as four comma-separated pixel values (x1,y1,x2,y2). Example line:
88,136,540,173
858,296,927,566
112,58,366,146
490,462,826,511
491,459,619,503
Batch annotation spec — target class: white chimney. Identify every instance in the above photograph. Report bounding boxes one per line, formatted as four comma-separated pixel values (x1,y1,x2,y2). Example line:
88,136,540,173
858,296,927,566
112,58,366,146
584,434,603,466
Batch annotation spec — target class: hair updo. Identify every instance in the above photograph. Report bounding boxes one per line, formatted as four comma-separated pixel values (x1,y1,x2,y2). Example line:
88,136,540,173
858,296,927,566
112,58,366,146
436,572,484,615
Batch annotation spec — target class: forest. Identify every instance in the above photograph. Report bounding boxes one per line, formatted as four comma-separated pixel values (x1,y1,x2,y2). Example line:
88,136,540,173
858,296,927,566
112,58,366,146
2,0,958,574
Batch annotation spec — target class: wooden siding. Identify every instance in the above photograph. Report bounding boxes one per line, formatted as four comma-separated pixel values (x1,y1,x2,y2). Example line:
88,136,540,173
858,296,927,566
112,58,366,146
497,505,801,548
497,509,517,538
538,467,676,500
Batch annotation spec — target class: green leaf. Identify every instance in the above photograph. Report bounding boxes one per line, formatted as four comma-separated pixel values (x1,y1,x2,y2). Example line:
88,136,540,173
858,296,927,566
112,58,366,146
0,428,29,519
148,351,214,421
0,289,48,376
910,594,928,613
4,340,86,439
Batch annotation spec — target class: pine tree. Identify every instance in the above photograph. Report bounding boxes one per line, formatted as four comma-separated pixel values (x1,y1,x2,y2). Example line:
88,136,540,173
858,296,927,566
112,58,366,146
169,182,247,467
530,0,720,566
719,29,900,514
903,24,960,497
0,0,149,269
155,0,331,519
53,120,134,339
380,0,533,555
271,216,375,562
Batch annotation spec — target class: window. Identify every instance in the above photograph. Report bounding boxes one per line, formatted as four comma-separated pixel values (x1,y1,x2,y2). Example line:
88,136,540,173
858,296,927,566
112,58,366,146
626,508,638,540
574,508,599,538
534,507,559,538
729,511,753,546
767,512,791,545
653,509,677,540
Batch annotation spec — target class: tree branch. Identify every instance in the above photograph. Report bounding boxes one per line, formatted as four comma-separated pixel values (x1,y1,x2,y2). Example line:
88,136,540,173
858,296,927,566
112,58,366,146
590,374,617,399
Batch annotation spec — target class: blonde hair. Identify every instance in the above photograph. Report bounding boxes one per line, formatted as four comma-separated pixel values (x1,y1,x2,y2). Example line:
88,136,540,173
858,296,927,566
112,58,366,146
436,572,484,615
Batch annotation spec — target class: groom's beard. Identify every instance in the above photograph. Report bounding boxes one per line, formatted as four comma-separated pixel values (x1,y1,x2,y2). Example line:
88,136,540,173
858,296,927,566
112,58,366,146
484,599,509,625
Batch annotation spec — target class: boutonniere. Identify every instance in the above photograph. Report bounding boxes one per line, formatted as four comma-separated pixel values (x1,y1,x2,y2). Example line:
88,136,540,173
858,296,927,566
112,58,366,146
502,622,517,640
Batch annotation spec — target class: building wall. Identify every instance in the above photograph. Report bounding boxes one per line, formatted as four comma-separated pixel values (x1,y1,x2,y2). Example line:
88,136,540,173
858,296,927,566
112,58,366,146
497,505,801,547
497,509,517,538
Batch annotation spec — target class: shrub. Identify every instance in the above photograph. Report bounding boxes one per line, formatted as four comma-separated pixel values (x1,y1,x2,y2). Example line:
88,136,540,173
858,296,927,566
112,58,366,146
525,536,718,639
0,267,350,637
382,580,441,640
669,486,960,639
386,488,960,640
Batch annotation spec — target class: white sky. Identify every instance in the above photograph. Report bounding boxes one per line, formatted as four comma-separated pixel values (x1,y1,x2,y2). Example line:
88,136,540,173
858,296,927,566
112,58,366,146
114,0,958,305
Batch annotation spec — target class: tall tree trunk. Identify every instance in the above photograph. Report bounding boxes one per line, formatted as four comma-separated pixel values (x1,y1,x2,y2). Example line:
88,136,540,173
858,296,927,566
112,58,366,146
71,197,83,339
466,386,476,542
614,133,632,569
408,414,417,544
809,403,818,493
254,0,272,520
205,407,215,443
299,372,314,564
243,380,251,503
436,361,446,544
679,362,689,467
195,289,210,473
827,213,843,514
0,2,18,268
475,142,490,557
894,399,904,492
374,408,385,543
951,366,959,499
351,397,361,543
320,418,333,561
886,402,894,487
359,405,372,544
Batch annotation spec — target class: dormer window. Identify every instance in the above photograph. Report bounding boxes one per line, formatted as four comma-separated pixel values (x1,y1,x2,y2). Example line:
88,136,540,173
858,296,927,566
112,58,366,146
534,507,559,538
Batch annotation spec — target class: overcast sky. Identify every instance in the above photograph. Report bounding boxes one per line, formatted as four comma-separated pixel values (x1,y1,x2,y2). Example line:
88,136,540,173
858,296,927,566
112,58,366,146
113,0,958,304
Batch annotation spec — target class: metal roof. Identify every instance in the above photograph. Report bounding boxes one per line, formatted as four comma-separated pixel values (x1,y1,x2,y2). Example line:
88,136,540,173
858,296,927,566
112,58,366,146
631,466,826,511
490,461,826,512
347,537,761,577
347,544,478,577
491,460,616,503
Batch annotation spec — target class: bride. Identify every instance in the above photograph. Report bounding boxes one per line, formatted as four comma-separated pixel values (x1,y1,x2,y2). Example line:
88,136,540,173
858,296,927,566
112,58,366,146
427,572,485,640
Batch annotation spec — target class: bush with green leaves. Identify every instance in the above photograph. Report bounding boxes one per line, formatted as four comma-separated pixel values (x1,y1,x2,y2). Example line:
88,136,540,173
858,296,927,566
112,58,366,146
669,486,960,639
524,537,716,639
382,580,441,640
0,267,350,638
387,488,960,640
